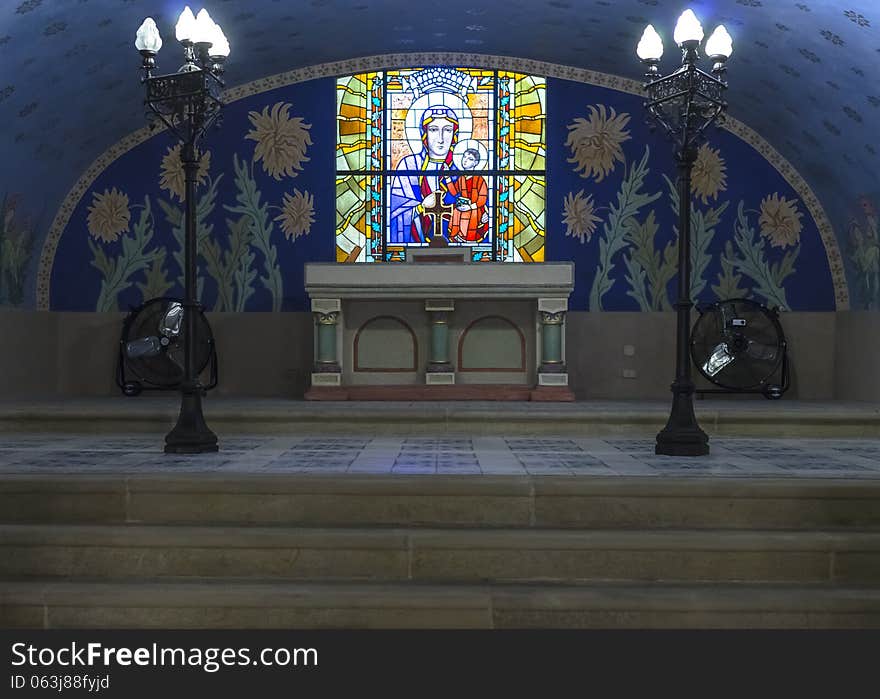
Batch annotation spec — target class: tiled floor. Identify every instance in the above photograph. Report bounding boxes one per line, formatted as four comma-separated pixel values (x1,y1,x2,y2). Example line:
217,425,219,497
0,434,878,478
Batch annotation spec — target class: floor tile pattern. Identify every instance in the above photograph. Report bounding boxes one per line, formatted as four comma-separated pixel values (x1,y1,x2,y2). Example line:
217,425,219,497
0,434,877,478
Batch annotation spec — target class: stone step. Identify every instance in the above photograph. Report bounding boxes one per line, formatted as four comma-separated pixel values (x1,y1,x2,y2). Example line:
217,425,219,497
2,524,879,585
3,580,879,629
2,475,880,529
2,398,879,437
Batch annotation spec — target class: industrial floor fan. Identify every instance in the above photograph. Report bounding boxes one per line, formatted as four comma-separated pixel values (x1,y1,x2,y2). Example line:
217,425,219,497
116,297,218,397
690,298,790,399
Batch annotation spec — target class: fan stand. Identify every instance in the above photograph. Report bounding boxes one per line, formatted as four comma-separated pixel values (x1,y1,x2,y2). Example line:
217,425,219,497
116,340,218,397
694,349,789,399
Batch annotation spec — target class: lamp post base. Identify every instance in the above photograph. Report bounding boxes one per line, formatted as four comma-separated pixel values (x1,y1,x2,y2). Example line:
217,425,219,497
655,390,709,456
164,389,218,454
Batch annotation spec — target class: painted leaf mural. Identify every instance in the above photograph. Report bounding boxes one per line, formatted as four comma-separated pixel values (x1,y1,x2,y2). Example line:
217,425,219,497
846,196,880,310
89,195,160,312
554,89,836,312
589,146,661,311
0,194,34,307
728,201,798,311
623,210,676,312
45,71,839,313
225,154,284,312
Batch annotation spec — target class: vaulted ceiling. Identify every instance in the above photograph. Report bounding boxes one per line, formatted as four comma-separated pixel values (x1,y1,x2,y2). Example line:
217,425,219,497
1,0,877,242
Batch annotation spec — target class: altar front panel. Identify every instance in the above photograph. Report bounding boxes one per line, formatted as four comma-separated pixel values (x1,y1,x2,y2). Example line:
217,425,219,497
343,300,425,386
449,300,535,385
342,299,536,386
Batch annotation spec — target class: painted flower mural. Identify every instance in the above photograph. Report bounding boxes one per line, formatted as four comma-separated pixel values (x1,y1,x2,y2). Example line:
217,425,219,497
565,105,631,183
158,145,212,201
246,102,313,180
847,196,879,309
86,187,130,243
0,193,34,307
759,193,804,248
562,190,601,243
39,68,840,317
275,188,315,241
691,144,727,204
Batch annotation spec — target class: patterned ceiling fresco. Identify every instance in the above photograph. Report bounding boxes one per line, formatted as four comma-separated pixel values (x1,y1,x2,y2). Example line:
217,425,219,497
0,0,877,308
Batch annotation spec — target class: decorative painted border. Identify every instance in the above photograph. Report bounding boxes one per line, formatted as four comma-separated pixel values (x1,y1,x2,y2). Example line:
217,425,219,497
37,53,848,310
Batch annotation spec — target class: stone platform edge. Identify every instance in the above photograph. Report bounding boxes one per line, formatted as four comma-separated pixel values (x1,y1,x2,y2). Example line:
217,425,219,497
0,401,878,436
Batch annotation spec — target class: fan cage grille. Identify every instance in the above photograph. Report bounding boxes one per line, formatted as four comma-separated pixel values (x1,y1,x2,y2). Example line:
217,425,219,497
690,298,785,390
121,298,213,388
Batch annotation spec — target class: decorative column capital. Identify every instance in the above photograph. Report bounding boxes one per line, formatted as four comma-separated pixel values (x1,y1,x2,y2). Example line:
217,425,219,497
540,310,566,325
314,311,340,325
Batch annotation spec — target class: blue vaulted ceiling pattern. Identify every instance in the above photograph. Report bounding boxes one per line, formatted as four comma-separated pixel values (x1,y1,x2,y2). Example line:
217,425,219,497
0,0,877,308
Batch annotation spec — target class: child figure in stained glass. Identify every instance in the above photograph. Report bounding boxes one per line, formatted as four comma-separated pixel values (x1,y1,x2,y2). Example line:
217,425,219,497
389,106,458,243
445,147,489,243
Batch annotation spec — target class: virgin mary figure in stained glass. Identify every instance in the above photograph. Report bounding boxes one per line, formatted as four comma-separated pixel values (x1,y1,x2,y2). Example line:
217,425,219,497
389,105,459,243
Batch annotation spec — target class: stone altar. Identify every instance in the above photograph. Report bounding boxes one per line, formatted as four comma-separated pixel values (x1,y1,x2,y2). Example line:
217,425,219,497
304,260,574,400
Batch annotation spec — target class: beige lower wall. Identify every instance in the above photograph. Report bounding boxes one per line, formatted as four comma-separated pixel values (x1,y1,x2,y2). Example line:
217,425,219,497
566,312,675,400
56,312,125,397
0,310,872,401
834,312,880,402
208,312,314,397
565,312,837,400
778,312,838,401
0,311,313,399
0,311,60,398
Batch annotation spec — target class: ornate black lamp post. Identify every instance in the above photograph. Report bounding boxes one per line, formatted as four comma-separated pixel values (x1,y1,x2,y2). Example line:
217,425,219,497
637,10,733,456
135,7,230,453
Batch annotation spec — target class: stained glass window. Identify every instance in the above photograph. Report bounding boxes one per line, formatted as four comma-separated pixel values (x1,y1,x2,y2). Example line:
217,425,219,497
336,68,546,262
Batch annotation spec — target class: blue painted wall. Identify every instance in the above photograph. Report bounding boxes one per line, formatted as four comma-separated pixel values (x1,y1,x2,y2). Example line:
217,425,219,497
48,74,838,312
2,3,878,312
547,79,837,312
51,78,335,313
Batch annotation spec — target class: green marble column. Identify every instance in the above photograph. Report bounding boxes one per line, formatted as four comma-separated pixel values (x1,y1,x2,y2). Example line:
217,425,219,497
314,311,340,372
539,310,566,373
427,311,453,373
